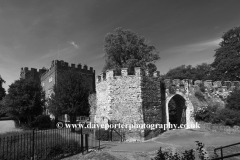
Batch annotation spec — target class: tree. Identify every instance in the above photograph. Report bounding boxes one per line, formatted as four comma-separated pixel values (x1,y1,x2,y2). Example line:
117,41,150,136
194,63,212,80
211,26,240,81
164,63,212,80
226,88,240,111
103,27,160,74
164,65,194,79
47,69,90,131
0,78,45,125
0,75,6,101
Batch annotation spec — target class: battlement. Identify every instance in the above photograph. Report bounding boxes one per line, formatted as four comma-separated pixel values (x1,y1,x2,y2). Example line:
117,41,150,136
96,67,160,83
163,79,240,88
20,67,48,74
40,60,94,78
195,80,240,88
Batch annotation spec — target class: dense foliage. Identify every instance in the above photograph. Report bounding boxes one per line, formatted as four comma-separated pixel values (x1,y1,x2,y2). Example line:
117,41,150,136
31,115,53,129
226,88,240,111
211,108,240,126
194,90,205,101
211,27,240,81
152,141,218,160
164,63,212,80
103,27,160,74
194,88,240,127
47,69,90,130
194,104,219,123
0,75,6,101
0,78,45,125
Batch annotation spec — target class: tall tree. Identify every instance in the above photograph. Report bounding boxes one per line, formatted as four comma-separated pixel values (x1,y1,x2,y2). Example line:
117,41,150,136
47,69,90,130
211,26,240,81
103,27,160,74
0,78,45,124
0,75,6,101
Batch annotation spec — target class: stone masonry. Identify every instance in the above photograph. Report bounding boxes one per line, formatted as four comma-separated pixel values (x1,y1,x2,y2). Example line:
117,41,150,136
95,67,161,141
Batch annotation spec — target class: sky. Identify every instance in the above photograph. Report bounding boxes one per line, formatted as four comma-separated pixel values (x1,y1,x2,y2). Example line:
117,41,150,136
0,0,240,91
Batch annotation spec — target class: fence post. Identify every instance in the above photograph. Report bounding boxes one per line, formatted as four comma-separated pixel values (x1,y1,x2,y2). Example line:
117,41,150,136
221,148,223,160
81,126,84,154
32,129,35,160
98,126,100,150
85,134,88,153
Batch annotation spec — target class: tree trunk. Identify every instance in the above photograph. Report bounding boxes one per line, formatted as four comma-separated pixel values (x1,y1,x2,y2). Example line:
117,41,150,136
27,115,32,128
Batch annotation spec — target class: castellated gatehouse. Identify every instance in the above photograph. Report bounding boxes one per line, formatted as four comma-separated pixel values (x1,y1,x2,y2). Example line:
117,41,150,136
94,68,196,142
93,67,240,142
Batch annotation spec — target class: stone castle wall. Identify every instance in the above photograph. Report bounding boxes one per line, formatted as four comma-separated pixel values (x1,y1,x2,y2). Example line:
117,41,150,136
95,67,161,141
164,79,240,98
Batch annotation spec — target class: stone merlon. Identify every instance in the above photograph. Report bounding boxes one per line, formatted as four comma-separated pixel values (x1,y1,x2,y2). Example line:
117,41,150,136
97,67,160,83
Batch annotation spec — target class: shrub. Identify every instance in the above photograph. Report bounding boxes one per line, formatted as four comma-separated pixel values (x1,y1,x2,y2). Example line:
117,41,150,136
212,108,240,126
226,88,240,111
169,86,176,94
194,104,218,123
152,141,218,160
199,83,206,93
31,115,52,129
195,90,205,101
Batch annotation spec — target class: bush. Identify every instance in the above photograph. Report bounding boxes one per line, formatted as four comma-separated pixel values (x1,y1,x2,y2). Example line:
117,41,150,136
226,88,240,111
169,86,176,94
212,108,240,126
195,90,205,101
31,115,52,129
194,104,218,123
152,141,218,160
199,83,206,93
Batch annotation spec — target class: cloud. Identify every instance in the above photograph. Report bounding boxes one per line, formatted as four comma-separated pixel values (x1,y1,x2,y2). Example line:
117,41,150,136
69,41,79,49
157,38,222,74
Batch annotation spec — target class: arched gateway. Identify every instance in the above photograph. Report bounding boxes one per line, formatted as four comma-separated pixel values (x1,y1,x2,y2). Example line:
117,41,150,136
164,79,195,129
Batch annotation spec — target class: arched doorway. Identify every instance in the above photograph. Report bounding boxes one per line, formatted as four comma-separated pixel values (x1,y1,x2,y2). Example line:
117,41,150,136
167,94,186,127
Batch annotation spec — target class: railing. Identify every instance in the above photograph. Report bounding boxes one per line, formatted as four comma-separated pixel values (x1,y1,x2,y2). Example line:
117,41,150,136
108,127,125,142
212,142,240,160
0,128,91,160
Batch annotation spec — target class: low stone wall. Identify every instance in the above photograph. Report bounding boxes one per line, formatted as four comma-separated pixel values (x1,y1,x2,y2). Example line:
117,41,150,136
199,122,240,134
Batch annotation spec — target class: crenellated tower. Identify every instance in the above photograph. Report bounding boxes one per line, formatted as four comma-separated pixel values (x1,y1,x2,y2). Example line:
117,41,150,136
20,67,47,82
95,67,161,141
40,60,95,96
21,60,96,117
